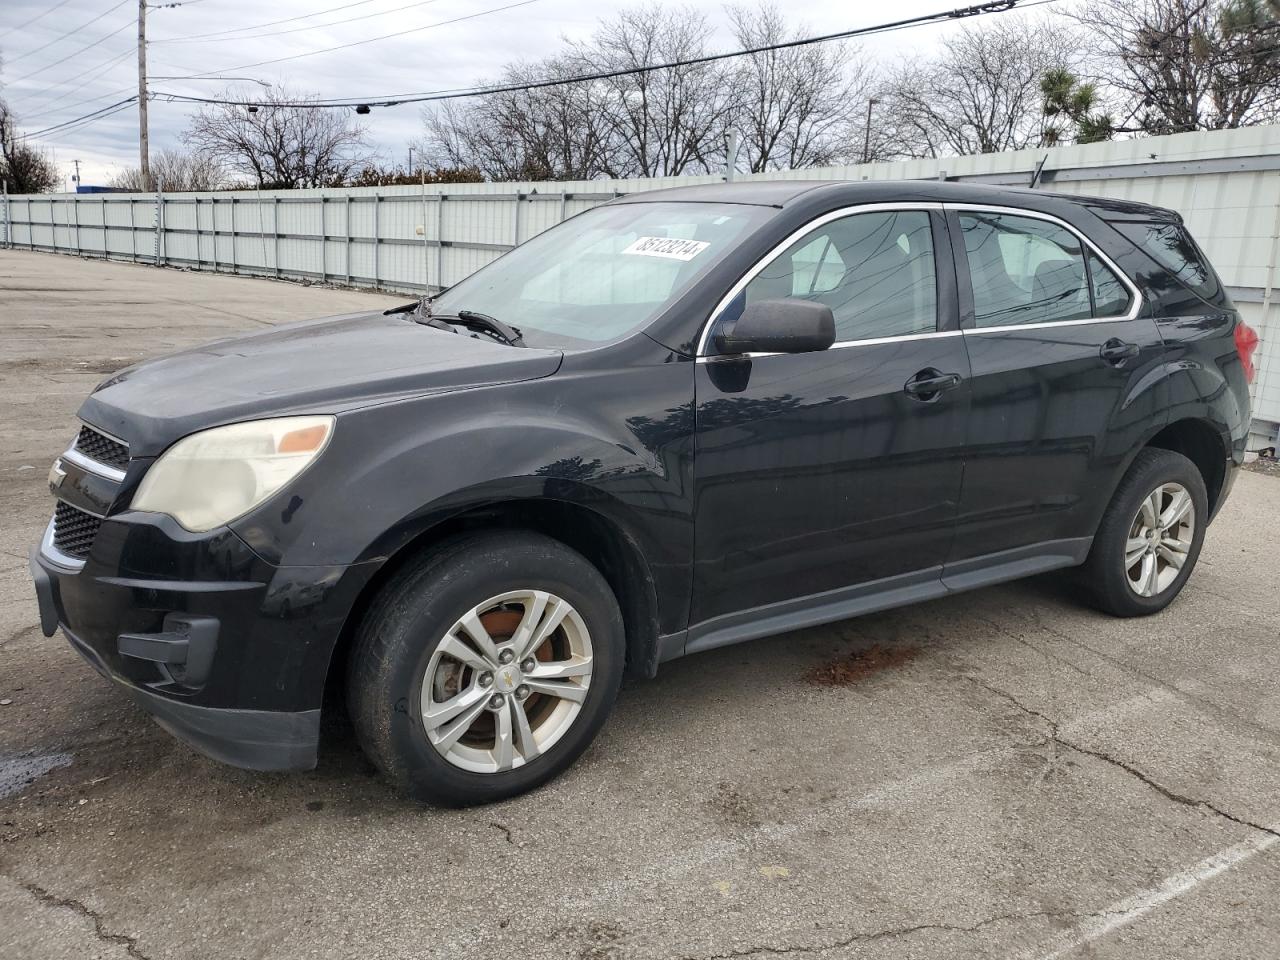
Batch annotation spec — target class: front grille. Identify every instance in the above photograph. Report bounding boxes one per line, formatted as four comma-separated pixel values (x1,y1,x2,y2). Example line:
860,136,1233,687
74,425,129,470
53,501,102,560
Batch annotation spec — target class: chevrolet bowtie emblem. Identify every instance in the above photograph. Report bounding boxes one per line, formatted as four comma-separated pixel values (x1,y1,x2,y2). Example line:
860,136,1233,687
48,458,67,494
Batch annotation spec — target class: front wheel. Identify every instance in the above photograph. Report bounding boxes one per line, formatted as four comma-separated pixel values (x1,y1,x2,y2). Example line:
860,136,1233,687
1080,448,1207,617
347,531,625,805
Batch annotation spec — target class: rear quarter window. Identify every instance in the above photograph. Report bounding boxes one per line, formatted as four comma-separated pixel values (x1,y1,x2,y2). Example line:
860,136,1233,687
1111,221,1222,303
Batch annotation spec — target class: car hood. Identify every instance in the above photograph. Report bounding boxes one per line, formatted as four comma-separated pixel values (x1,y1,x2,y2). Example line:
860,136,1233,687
79,310,563,456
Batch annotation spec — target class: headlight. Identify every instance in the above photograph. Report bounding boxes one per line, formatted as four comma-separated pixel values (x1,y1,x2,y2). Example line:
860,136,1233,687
132,416,334,532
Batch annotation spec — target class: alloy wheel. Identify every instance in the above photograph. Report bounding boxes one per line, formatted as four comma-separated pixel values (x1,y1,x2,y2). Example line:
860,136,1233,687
1124,481,1195,598
419,590,593,773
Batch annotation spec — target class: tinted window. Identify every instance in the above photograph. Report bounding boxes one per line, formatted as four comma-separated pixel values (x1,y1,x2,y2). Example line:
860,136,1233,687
743,210,937,341
1112,220,1220,302
960,212,1134,326
1088,252,1131,316
960,212,1093,327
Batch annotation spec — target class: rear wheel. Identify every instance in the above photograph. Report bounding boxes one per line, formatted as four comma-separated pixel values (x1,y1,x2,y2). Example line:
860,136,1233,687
1080,448,1207,617
348,531,625,805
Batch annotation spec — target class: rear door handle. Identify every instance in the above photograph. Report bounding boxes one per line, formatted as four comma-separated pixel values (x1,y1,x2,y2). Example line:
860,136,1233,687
904,368,962,401
1100,338,1140,365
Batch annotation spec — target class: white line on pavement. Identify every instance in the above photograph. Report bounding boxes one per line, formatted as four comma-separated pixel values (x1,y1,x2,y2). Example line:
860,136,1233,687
1020,827,1280,960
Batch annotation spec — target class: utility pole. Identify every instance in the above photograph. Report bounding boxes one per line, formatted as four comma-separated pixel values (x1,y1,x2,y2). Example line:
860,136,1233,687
724,130,739,182
862,97,879,164
137,0,150,191
408,146,414,174
71,158,81,190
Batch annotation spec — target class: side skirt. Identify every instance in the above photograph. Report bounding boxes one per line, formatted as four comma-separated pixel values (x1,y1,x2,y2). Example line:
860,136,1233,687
675,537,1092,660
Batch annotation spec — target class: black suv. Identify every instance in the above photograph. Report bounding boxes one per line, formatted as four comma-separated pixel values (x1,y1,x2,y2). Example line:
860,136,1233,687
30,181,1257,805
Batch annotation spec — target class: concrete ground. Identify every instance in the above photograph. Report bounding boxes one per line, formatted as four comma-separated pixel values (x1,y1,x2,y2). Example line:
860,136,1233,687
2,248,1279,960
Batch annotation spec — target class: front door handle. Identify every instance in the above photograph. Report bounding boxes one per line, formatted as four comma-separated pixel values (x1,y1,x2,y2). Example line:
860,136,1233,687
904,368,963,401
1100,338,1140,365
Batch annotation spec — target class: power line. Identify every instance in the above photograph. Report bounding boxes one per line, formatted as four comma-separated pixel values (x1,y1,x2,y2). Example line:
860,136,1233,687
157,0,546,81
20,97,139,140
2,0,77,38
18,0,1050,157
22,62,137,122
156,0,1035,111
154,0,446,44
26,98,137,139
38,102,138,144
9,18,136,85
21,50,136,115
150,0,385,42
5,0,131,65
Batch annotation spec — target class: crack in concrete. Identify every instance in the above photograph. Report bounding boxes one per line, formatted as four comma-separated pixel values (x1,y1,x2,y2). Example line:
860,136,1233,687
970,613,1097,682
18,880,151,960
1023,613,1280,746
968,676,1280,842
0,624,41,649
488,820,515,844
680,908,1124,959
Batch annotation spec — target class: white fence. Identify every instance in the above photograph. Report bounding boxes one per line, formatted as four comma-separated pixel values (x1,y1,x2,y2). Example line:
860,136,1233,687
4,125,1280,438
0,185,622,294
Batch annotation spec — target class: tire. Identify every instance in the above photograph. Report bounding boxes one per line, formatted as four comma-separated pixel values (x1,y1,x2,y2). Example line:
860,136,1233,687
1080,448,1207,617
347,531,625,806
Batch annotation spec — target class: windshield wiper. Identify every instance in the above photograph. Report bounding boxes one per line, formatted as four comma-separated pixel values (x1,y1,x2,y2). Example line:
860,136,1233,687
417,308,525,347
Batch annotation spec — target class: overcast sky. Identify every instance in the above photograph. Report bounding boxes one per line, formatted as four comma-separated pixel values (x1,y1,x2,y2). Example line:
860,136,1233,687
2,0,1066,188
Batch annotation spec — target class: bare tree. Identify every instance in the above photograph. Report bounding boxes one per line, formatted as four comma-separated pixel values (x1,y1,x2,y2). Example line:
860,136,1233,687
0,99,59,194
183,86,371,188
564,5,736,177
110,147,225,191
423,5,735,179
726,3,871,171
879,16,1081,157
1071,0,1280,133
423,58,619,180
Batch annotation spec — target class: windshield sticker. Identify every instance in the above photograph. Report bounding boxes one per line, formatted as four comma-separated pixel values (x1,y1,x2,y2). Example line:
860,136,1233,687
622,236,710,261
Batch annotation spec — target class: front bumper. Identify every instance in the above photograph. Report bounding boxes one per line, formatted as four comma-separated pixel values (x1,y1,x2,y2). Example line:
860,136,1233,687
55,609,320,771
30,511,377,772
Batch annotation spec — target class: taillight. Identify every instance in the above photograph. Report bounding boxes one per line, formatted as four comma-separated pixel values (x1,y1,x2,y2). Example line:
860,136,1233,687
1234,320,1260,383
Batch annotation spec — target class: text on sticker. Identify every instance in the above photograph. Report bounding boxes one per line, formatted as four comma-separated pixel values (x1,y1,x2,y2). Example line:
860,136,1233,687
622,237,711,261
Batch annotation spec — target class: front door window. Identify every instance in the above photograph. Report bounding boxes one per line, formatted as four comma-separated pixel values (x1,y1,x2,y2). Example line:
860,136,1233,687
741,210,939,341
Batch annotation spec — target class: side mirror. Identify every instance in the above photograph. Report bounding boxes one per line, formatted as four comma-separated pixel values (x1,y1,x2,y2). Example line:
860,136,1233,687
713,298,836,356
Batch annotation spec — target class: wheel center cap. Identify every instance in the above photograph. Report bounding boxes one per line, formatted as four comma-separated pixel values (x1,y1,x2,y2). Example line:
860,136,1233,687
495,666,521,693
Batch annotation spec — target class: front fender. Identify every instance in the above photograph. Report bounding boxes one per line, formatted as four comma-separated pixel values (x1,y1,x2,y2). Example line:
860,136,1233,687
229,356,696,620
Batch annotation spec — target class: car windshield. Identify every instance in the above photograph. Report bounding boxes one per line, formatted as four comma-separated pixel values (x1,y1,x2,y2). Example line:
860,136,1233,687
428,201,772,348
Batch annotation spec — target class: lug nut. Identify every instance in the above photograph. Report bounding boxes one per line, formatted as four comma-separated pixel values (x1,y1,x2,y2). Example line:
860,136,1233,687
516,685,530,699
521,659,536,673
498,649,515,665
489,694,505,709
479,672,493,687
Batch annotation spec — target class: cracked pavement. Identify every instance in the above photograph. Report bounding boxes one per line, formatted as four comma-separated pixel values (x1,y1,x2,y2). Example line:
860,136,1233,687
3,249,1279,960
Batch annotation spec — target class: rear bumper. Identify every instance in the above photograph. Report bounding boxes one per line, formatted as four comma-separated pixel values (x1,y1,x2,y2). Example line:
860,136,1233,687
29,512,378,772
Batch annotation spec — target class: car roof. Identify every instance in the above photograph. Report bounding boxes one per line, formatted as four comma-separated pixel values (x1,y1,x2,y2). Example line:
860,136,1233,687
608,178,1177,220
608,179,839,207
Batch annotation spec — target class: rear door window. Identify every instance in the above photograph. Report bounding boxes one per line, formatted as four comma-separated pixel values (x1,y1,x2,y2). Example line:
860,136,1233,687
1088,252,1131,316
958,211,1133,327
